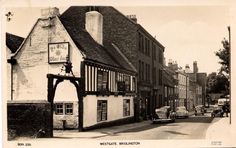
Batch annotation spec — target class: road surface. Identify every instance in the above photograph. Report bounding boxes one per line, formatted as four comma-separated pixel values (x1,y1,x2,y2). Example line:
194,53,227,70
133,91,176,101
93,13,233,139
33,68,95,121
53,113,221,139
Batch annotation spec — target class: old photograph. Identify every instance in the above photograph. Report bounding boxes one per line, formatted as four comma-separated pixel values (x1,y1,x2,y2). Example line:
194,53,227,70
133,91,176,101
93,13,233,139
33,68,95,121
1,1,236,147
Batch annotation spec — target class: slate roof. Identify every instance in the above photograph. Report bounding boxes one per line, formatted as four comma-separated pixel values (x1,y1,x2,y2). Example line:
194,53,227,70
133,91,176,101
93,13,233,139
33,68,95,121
59,7,136,73
6,33,24,53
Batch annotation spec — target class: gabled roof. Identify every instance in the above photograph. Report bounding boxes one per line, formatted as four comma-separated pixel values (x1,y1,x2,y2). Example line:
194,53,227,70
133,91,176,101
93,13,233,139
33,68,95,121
59,8,136,73
6,33,24,53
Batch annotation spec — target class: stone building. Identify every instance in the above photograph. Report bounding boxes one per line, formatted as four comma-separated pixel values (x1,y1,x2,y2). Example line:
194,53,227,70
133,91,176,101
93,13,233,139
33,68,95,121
168,61,190,110
6,33,24,101
59,6,165,120
7,7,137,130
185,61,207,107
163,66,178,110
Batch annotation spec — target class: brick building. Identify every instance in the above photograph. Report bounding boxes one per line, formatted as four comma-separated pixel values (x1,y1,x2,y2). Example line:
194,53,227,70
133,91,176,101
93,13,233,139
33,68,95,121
62,6,164,118
7,7,137,130
60,6,165,120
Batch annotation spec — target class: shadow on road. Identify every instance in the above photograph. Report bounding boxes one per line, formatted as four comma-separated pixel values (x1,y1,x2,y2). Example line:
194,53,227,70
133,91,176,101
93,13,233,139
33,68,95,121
164,130,188,135
175,116,214,123
116,122,178,133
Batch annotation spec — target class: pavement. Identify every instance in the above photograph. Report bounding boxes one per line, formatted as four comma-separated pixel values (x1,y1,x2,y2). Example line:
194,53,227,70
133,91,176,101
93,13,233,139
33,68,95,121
205,116,233,139
54,120,152,139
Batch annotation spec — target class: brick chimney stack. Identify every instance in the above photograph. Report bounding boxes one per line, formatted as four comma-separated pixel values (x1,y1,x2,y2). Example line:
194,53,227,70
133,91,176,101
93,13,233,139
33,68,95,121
193,61,198,73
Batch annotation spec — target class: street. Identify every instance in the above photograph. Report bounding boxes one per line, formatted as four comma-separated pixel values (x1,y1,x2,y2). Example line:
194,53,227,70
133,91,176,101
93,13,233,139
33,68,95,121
53,113,222,140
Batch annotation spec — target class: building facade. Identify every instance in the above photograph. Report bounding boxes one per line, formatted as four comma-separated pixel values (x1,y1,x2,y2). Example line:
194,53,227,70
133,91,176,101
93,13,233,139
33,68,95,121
59,6,165,120
163,66,178,110
7,7,137,130
168,61,191,110
185,61,207,107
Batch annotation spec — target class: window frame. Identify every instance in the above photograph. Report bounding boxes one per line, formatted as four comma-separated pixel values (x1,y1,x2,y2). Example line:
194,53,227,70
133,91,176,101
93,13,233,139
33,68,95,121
123,99,130,117
97,69,109,92
55,103,64,115
97,100,108,122
65,103,73,115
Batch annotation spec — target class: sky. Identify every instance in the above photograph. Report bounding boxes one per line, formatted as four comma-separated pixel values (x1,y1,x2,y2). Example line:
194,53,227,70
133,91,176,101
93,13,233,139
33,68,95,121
4,4,231,75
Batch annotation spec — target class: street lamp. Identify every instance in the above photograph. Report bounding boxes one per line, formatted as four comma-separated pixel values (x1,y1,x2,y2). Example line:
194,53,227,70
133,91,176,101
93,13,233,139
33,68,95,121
174,85,177,111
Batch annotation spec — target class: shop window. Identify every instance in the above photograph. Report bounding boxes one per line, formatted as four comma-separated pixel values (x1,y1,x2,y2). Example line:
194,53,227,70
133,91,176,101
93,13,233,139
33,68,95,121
97,100,107,122
97,70,108,92
123,99,130,116
65,103,73,115
55,103,63,115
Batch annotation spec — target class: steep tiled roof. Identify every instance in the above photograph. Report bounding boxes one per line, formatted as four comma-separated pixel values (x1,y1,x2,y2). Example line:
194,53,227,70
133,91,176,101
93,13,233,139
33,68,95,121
59,7,136,72
6,33,24,53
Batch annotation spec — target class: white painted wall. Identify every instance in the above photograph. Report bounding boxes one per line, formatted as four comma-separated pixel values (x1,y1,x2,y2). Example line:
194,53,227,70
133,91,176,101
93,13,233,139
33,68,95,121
53,101,78,129
85,11,103,45
12,17,83,101
83,95,134,128
6,48,11,101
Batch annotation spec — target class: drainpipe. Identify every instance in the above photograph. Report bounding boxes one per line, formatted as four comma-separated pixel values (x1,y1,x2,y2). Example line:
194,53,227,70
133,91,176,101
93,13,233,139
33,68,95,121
7,57,17,100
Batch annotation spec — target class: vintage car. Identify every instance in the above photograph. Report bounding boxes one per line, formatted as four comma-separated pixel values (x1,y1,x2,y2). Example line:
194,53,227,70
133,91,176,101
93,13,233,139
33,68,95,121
211,106,224,117
194,105,205,116
176,106,189,118
152,106,176,123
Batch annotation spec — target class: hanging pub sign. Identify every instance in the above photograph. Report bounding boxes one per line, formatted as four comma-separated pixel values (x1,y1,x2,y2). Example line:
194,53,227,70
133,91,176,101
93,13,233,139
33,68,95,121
48,42,70,64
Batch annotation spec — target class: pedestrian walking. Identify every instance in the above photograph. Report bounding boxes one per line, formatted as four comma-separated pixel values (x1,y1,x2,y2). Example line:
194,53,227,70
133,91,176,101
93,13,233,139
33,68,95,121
222,104,226,117
225,102,230,117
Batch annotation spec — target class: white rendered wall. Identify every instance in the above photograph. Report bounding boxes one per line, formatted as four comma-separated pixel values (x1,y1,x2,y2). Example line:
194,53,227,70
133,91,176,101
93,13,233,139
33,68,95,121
83,95,134,128
12,17,83,101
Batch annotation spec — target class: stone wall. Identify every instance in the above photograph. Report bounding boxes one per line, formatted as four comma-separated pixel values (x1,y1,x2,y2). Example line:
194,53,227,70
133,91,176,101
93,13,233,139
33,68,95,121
7,101,52,140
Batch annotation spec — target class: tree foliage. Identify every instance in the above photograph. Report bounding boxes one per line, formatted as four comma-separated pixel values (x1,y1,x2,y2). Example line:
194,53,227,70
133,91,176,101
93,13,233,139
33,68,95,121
215,39,230,75
206,72,229,94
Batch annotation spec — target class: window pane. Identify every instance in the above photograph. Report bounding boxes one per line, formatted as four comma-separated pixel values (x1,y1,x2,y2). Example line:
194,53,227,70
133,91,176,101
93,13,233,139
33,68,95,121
97,70,103,91
55,103,63,115
97,100,107,122
97,70,108,91
123,99,130,116
65,103,73,115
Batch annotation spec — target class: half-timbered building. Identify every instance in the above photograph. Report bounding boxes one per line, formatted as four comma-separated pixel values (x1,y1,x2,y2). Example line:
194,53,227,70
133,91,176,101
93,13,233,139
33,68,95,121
7,7,137,130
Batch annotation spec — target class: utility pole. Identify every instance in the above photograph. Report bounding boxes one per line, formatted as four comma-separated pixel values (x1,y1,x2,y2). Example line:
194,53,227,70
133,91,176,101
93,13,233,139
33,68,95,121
228,26,231,124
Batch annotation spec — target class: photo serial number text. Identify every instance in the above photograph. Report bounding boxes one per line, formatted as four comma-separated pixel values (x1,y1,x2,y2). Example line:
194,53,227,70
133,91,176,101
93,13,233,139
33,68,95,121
100,142,140,146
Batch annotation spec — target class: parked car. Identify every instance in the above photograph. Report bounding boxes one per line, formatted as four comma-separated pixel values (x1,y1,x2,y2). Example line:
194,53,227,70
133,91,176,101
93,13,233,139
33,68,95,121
152,106,176,123
207,105,218,113
211,106,224,117
194,105,205,116
176,106,189,118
